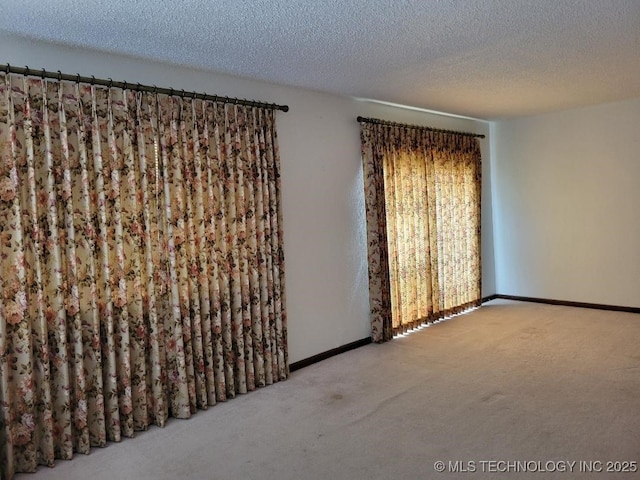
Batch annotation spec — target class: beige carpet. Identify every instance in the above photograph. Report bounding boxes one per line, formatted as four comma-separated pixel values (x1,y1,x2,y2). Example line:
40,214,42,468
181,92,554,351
17,300,640,479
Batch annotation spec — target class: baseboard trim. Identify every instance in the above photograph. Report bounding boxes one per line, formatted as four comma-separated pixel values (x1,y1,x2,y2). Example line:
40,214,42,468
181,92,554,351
291,294,637,372
491,294,640,314
289,337,372,372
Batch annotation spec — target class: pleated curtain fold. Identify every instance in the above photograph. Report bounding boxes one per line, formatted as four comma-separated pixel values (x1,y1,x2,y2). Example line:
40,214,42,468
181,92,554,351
361,123,481,342
0,73,288,479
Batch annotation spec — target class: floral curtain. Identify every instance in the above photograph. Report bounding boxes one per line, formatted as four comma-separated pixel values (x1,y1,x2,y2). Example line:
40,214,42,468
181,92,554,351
361,122,481,342
0,72,288,479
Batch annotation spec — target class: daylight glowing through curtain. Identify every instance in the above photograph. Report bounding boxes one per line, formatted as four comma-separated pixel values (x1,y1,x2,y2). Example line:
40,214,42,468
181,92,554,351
0,72,288,479
360,122,481,341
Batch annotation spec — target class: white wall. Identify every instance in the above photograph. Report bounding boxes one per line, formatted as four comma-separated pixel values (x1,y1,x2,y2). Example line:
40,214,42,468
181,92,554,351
492,97,640,307
1,33,493,362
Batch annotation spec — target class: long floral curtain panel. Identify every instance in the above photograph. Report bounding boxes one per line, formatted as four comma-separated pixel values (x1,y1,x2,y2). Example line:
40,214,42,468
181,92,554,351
361,123,481,342
0,73,288,478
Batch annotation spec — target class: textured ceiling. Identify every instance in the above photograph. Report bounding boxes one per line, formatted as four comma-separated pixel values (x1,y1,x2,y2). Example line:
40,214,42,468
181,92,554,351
1,0,639,119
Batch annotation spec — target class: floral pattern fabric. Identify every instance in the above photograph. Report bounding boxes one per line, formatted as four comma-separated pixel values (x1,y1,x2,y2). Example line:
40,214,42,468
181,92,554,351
361,123,481,341
0,73,288,479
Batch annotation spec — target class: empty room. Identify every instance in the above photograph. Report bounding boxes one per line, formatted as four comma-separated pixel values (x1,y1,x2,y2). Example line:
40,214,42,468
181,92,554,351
1,1,639,479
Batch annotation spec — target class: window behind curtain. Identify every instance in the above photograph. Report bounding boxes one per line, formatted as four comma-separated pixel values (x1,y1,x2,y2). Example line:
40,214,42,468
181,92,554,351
360,123,481,341
0,72,288,479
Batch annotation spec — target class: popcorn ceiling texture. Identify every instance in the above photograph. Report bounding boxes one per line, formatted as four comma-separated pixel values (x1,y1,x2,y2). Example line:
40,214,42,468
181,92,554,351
1,0,639,119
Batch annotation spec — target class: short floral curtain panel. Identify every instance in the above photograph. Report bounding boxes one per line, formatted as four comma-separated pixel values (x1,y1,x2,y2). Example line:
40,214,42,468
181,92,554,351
0,73,288,479
361,123,481,342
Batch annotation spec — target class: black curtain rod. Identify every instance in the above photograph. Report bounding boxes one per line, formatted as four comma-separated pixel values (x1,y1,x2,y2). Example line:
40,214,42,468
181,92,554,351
2,63,289,113
357,116,485,138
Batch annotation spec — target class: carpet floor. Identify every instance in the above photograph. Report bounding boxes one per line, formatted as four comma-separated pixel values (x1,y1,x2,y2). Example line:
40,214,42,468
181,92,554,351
17,299,640,479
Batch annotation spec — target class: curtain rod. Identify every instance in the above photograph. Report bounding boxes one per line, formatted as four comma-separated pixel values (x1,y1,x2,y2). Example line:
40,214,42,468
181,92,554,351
2,63,289,112
357,116,485,138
